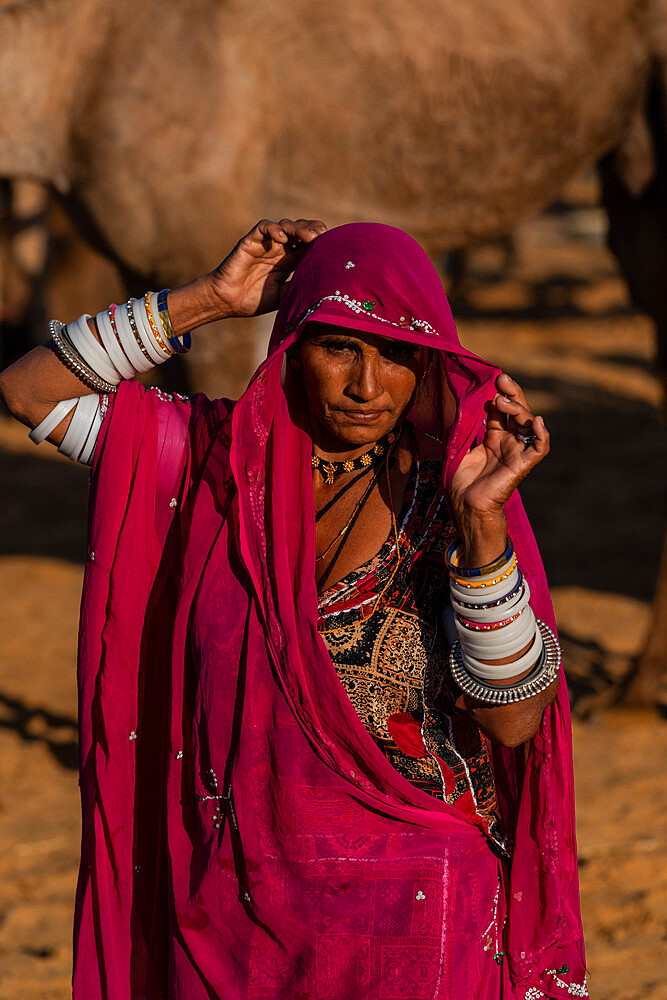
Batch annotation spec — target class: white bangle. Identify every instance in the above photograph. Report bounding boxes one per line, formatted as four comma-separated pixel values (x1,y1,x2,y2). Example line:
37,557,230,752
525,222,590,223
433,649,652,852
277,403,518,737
96,308,135,379
461,627,544,680
457,604,536,652
452,581,531,623
457,613,536,659
126,298,156,366
66,314,123,384
78,400,103,466
457,607,537,657
58,394,101,462
134,296,171,363
28,398,79,444
450,566,521,604
452,573,525,612
58,398,90,461
113,303,154,373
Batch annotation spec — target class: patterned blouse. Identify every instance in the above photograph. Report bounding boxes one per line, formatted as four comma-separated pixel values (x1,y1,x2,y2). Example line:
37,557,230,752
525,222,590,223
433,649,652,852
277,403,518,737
318,458,509,855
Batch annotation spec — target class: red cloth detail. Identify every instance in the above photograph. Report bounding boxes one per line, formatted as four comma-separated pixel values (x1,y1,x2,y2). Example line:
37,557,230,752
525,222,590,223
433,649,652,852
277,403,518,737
386,712,428,758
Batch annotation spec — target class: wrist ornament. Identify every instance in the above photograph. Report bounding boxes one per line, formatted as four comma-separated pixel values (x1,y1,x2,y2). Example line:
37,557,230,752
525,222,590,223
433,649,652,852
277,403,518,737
32,290,191,461
447,539,517,589
448,621,560,704
156,288,192,354
450,565,520,603
144,293,173,356
455,581,531,630
446,538,561,701
446,537,513,579
45,290,185,394
49,319,118,393
450,572,524,612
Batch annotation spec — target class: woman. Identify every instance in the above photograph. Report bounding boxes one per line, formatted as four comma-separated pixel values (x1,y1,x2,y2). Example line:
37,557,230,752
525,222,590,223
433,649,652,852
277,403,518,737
0,220,586,999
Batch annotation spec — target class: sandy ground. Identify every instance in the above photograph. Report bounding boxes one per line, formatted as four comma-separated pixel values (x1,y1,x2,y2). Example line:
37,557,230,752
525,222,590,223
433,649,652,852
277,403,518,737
0,176,665,997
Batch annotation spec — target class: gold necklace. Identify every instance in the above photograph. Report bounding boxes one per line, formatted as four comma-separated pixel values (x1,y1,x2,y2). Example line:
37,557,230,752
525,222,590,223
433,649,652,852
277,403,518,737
311,428,399,485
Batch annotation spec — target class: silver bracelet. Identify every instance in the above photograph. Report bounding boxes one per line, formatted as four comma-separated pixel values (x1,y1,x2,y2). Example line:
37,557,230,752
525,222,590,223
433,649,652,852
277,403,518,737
448,619,561,704
50,319,119,394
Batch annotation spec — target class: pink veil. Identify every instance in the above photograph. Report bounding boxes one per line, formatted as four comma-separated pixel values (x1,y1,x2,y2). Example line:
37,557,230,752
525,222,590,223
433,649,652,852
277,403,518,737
74,224,585,999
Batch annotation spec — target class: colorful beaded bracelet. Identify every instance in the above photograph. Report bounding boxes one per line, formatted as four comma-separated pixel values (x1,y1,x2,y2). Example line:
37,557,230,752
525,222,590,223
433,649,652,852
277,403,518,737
449,554,518,589
457,607,526,632
144,292,173,356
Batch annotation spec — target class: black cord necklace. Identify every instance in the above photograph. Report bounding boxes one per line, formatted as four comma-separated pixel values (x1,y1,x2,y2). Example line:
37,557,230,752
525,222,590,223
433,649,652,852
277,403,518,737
316,455,395,591
311,427,399,485
314,464,373,523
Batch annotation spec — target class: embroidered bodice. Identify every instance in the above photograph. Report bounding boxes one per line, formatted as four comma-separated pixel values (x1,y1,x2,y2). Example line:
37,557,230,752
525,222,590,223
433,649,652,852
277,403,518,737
318,458,509,854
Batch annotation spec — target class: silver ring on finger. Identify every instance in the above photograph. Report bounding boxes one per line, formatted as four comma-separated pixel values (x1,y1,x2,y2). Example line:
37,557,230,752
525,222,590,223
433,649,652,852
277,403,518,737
516,430,537,448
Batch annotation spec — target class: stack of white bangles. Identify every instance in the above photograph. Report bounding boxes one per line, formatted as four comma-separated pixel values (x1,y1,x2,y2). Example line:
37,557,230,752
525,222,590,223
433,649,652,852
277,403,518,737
446,539,560,704
28,292,190,466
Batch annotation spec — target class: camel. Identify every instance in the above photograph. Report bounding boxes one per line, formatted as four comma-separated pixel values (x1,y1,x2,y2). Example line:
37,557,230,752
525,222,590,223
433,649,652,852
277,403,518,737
0,0,659,281
0,0,663,378
0,0,664,701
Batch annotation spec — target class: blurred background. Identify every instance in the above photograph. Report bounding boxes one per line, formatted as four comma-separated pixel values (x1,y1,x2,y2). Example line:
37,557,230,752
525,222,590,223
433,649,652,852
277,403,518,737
0,1,666,996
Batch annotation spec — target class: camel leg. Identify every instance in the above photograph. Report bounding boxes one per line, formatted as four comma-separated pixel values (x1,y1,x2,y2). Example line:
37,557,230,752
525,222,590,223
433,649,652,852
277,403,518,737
0,179,49,365
598,74,667,706
624,526,667,706
598,64,667,394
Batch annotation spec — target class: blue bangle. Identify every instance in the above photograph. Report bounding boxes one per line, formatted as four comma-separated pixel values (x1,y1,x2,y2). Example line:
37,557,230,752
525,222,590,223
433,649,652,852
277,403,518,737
446,537,515,578
156,288,192,355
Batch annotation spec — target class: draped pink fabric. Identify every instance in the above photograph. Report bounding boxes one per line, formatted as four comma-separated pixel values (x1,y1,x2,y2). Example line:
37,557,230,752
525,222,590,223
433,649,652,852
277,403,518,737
73,224,586,999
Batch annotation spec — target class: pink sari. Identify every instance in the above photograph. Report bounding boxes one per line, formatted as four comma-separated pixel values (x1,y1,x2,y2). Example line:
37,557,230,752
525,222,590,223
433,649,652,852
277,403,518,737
73,224,586,999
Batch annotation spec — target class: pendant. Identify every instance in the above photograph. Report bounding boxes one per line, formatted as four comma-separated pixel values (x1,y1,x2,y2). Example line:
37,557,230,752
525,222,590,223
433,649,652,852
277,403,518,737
323,462,336,485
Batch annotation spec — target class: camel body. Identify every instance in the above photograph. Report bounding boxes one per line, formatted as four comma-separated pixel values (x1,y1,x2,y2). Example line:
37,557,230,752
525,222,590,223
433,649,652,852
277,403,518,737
0,0,659,284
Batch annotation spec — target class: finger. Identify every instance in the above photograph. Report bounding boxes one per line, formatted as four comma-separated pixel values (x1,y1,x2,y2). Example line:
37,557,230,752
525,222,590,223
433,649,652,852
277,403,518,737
292,218,327,236
486,393,534,433
510,414,550,464
526,414,550,457
254,219,288,245
495,372,528,409
279,218,327,243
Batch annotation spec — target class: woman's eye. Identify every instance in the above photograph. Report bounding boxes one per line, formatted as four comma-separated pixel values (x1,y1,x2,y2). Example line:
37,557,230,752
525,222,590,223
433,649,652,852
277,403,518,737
322,340,355,353
384,344,418,361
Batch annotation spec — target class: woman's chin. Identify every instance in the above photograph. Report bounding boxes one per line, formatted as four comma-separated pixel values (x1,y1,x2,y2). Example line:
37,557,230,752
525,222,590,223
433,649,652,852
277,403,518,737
327,418,397,448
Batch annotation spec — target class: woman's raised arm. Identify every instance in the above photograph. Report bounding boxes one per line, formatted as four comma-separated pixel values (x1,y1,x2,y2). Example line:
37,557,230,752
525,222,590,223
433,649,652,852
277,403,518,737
0,218,326,449
448,372,556,747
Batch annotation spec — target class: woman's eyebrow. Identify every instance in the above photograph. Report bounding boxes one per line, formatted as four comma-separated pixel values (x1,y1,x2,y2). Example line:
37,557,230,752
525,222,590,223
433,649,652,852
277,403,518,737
315,335,360,345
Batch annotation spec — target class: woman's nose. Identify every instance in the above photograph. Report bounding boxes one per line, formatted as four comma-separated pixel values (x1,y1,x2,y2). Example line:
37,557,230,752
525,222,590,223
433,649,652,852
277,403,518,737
348,355,382,400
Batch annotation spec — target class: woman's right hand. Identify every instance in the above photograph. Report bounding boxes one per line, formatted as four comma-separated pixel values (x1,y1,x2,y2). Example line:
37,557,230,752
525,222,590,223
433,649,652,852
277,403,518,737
209,218,327,318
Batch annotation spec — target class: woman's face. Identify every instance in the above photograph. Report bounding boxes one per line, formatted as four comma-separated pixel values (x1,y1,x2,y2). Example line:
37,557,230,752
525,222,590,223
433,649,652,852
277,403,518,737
295,322,425,450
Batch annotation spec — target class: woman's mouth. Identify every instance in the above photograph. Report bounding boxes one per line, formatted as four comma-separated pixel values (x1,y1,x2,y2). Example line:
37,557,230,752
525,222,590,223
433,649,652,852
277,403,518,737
339,409,384,422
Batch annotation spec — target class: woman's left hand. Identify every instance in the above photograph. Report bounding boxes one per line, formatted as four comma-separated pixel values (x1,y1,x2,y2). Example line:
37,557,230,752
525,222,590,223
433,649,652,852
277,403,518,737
209,218,327,318
450,373,549,560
